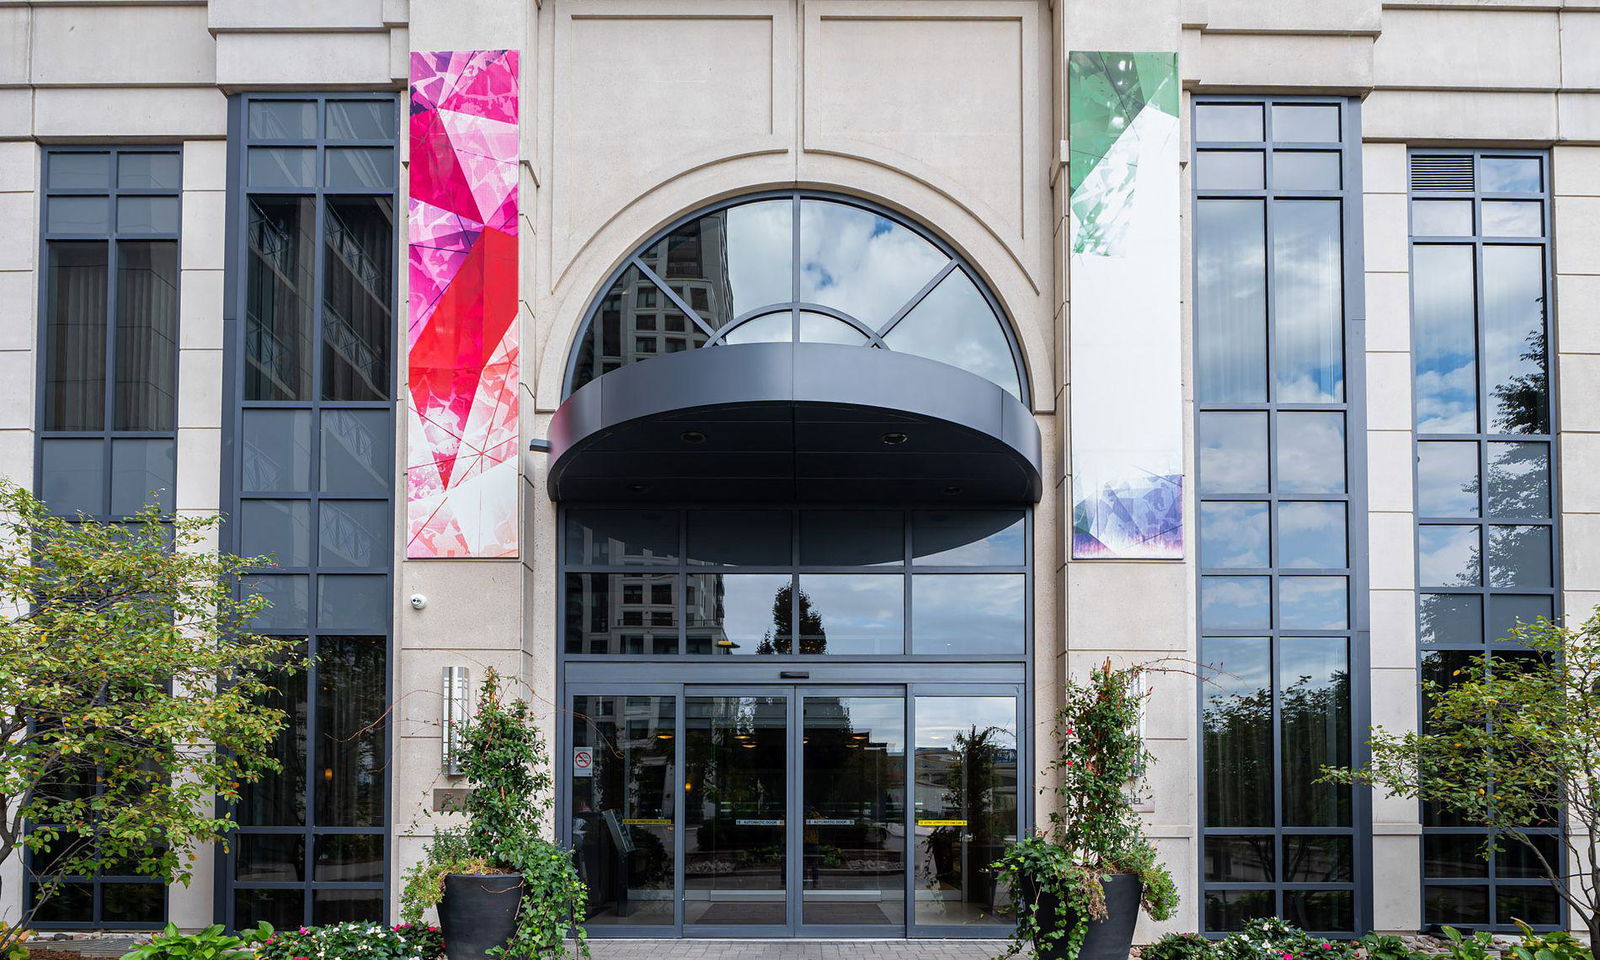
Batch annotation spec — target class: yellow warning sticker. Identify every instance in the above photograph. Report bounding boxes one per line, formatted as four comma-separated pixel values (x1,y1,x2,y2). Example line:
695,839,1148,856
621,818,673,826
916,819,968,827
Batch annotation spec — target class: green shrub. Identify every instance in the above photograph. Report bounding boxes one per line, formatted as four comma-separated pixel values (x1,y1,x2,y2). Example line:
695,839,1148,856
1356,934,1426,960
256,921,445,960
1143,932,1218,960
118,922,270,960
1434,926,1500,960
1511,921,1594,960
1215,918,1351,960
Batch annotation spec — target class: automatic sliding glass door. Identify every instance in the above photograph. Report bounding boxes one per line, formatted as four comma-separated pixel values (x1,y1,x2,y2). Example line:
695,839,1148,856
566,683,1021,938
683,692,789,931
799,691,906,934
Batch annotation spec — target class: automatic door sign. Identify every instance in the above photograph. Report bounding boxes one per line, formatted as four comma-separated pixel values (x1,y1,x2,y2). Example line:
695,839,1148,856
734,819,785,826
573,747,594,777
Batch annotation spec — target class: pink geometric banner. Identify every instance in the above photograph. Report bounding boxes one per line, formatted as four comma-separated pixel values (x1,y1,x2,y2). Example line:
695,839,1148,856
406,49,520,558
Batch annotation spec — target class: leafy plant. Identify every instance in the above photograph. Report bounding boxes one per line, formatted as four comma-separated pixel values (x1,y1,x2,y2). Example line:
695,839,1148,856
118,922,271,960
1215,918,1348,960
0,923,27,960
400,668,587,958
1142,931,1217,960
1323,610,1600,950
1356,933,1426,960
256,921,445,960
1434,925,1500,960
0,481,302,957
1511,920,1594,960
993,659,1178,960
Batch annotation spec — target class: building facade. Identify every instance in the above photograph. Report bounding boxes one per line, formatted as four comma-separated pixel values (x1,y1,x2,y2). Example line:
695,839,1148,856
2,0,1598,942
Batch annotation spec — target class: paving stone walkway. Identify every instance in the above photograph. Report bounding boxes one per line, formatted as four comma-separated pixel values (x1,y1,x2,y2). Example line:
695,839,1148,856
581,940,1011,959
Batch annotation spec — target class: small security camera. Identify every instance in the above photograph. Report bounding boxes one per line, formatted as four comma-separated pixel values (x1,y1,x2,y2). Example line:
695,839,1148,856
409,594,428,610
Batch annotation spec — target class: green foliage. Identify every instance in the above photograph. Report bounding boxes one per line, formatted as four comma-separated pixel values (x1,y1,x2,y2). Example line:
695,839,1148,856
1215,918,1349,960
1435,926,1500,960
1142,931,1217,960
0,923,27,960
1355,933,1426,960
1322,610,1600,949
0,482,302,953
400,668,587,959
256,921,445,960
1511,920,1595,960
994,660,1178,960
118,922,271,960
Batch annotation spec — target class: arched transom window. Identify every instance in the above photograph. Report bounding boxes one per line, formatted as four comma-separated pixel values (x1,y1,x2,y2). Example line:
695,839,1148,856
566,192,1025,400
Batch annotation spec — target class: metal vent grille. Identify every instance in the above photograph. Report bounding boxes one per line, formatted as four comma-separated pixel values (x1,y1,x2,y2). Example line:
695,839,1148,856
1410,155,1474,192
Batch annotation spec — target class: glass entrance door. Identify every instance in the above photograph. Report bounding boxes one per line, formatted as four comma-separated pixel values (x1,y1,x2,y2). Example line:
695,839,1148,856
566,683,1020,938
684,692,789,930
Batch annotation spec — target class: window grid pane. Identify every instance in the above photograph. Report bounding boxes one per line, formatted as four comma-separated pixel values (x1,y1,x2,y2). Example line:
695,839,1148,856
32,147,183,926
1407,149,1561,929
1193,98,1361,935
226,94,400,930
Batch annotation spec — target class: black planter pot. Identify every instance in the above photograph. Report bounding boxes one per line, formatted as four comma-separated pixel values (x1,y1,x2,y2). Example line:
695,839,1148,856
1028,872,1144,960
439,873,525,960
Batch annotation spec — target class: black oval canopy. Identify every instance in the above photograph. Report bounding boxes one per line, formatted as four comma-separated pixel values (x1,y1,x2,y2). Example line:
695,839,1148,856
545,342,1041,504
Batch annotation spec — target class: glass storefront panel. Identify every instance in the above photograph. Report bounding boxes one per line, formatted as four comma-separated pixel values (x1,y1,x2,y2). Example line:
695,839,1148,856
802,696,906,926
911,695,1017,927
572,696,677,927
684,695,789,926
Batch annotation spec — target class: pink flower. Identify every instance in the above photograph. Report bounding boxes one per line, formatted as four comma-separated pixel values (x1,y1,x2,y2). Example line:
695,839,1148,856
1282,952,1294,960
1322,945,1333,950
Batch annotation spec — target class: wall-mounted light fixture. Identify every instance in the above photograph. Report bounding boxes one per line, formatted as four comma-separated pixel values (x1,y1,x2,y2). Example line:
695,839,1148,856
442,666,470,777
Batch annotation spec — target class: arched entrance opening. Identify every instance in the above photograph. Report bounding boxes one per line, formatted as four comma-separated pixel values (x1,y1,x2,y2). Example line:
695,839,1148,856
550,192,1039,940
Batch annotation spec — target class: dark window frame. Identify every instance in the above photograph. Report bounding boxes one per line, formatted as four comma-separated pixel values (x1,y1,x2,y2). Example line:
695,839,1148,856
1407,148,1565,932
218,91,400,931
560,190,1032,406
1190,96,1373,937
27,145,183,931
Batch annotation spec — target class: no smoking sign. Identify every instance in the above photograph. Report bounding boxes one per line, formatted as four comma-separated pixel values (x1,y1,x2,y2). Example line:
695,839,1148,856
572,747,594,777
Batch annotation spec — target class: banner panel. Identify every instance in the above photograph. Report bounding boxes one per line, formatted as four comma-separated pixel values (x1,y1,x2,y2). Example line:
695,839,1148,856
1068,51,1184,559
406,50,521,558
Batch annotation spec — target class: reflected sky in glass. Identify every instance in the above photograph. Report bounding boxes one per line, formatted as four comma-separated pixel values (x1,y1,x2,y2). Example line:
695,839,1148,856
800,200,946,328
1418,524,1480,587
1482,245,1547,434
1274,201,1343,402
1278,502,1346,568
1487,442,1548,517
884,267,1020,399
1199,412,1268,494
1478,157,1541,193
725,200,793,318
1276,412,1345,494
911,574,1024,653
1279,577,1348,629
912,510,1024,565
799,575,903,655
1200,502,1269,568
690,573,788,654
1202,576,1270,629
1412,245,1478,433
1196,200,1267,403
1416,441,1479,518
1487,525,1551,588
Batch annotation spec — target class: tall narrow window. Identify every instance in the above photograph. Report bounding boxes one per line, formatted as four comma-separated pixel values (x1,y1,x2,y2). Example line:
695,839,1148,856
1409,150,1562,930
27,147,181,929
1193,99,1367,936
224,94,398,929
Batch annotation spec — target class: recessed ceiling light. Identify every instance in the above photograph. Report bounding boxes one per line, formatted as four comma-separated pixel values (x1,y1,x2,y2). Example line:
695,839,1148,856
881,432,909,446
680,430,706,444
942,485,963,496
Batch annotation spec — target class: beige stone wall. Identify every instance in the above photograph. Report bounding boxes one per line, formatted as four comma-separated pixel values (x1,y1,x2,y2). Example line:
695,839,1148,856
2,0,1600,937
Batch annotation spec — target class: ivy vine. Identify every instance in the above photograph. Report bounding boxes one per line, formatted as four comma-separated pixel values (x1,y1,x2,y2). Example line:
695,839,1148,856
994,659,1178,960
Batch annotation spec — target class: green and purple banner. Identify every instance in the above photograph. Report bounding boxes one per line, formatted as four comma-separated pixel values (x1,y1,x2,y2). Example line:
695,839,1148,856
1068,52,1184,560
